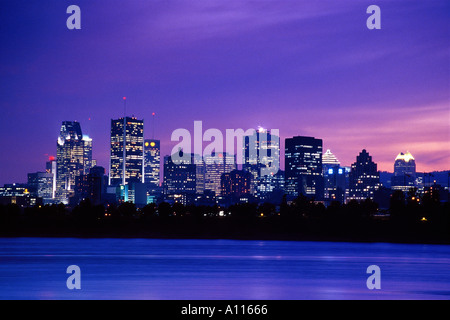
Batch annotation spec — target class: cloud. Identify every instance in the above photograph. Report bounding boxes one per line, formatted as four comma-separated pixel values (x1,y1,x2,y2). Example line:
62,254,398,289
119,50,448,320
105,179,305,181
318,103,450,171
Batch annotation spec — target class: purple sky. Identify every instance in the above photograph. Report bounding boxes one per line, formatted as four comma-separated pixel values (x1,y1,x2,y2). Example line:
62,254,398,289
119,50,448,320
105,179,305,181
0,0,449,185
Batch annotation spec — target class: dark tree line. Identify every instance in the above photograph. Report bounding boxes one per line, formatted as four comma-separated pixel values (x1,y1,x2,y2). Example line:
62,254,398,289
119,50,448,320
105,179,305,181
1,193,449,242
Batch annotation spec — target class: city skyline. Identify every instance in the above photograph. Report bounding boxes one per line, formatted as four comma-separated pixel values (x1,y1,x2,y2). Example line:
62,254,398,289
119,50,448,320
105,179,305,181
1,1,449,186
7,117,447,206
5,114,448,185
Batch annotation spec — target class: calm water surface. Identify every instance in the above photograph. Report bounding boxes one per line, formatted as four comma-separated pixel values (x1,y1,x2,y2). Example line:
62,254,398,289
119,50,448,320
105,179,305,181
0,238,449,299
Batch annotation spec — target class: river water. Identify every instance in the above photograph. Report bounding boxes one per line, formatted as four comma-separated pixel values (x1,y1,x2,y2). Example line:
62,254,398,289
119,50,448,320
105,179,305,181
0,238,449,299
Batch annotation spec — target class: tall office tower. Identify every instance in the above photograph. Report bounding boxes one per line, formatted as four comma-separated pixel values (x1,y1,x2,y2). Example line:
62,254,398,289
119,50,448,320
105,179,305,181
324,166,346,205
144,139,160,187
285,136,324,200
163,152,197,198
27,172,54,203
109,117,144,186
56,121,92,203
347,149,380,202
195,158,205,194
203,152,236,196
46,156,57,199
243,128,280,195
82,135,93,175
322,149,345,204
391,151,416,192
221,169,252,198
75,166,108,205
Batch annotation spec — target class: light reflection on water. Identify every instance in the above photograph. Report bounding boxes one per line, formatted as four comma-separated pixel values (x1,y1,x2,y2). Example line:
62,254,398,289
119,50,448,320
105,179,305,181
0,238,449,300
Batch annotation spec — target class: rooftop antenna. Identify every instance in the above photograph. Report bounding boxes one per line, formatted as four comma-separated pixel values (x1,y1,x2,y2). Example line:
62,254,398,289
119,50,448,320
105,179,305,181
122,96,127,186
123,96,127,117
152,112,156,139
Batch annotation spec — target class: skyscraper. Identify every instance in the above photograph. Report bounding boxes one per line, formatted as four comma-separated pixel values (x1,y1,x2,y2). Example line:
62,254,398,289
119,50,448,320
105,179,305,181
163,152,197,203
322,149,345,204
243,128,280,195
109,117,144,186
203,152,236,196
347,149,380,202
82,135,93,175
46,156,57,200
27,172,54,203
195,158,205,195
221,169,252,198
56,121,92,203
144,139,160,187
74,166,108,205
285,136,324,200
391,151,416,192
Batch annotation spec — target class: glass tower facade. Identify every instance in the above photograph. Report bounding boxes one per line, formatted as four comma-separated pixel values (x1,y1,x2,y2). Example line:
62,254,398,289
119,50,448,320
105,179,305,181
27,172,54,202
243,128,280,195
202,152,236,196
285,136,324,200
144,139,160,187
56,121,92,203
109,117,144,186
163,152,197,196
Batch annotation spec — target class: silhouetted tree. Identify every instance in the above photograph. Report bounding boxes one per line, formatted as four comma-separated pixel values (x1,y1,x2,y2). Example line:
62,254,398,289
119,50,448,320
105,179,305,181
157,202,171,218
141,203,157,218
390,190,406,222
172,202,186,216
258,202,275,217
118,202,136,218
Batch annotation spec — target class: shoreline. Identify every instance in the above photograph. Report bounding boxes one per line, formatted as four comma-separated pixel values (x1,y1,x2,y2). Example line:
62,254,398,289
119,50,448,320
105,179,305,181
1,224,449,245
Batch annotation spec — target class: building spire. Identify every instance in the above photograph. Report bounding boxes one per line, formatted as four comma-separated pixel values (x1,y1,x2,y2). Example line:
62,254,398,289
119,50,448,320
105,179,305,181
152,112,156,139
122,97,127,185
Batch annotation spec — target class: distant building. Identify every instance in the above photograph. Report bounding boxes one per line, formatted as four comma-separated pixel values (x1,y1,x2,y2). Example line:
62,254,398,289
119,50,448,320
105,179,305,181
243,128,280,195
74,166,108,206
322,149,345,204
391,151,416,192
0,183,42,207
195,158,206,194
194,190,216,206
144,139,162,205
256,169,285,202
324,166,346,204
0,184,30,197
27,172,54,203
163,152,197,204
347,149,380,202
127,182,148,207
202,152,236,196
45,156,57,199
56,121,93,204
144,139,160,187
221,169,252,198
82,135,93,175
322,149,340,167
109,117,144,187
285,136,324,200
